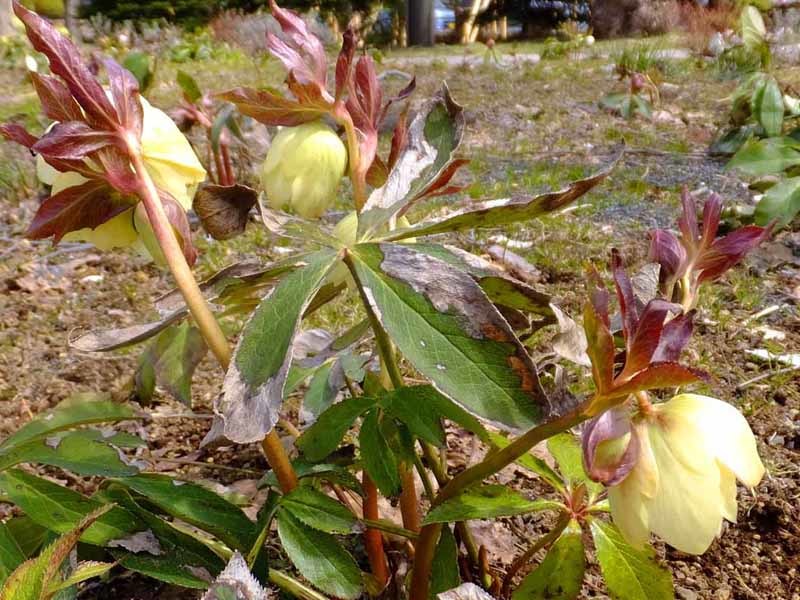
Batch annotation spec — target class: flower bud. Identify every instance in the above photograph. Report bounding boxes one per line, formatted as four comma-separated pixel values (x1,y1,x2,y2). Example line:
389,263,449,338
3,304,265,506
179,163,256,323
582,406,639,486
261,121,347,219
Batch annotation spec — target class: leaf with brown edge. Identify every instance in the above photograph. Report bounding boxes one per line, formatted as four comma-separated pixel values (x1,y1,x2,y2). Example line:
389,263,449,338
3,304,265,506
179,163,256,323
13,1,118,130
216,87,327,127
385,145,622,242
26,180,136,243
193,183,257,240
32,121,118,160
30,73,83,122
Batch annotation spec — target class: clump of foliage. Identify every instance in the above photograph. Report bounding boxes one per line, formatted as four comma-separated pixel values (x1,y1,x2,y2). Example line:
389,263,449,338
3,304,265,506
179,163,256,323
600,71,658,120
0,1,773,599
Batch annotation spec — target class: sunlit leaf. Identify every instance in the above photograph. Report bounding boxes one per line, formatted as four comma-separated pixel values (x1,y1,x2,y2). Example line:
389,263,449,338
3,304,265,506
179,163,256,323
423,485,560,524
513,520,585,600
589,519,673,600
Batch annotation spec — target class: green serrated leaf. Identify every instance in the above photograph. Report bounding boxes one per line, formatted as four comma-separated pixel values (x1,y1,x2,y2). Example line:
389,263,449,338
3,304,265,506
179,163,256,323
297,395,377,462
380,386,445,447
0,523,25,587
0,470,139,546
423,485,561,524
547,433,602,496
276,510,362,600
755,175,800,228
0,430,140,477
216,250,338,444
512,520,584,600
280,487,357,534
46,561,114,595
359,409,401,497
589,519,673,600
113,474,256,552
352,243,553,431
99,484,226,589
0,394,136,452
430,525,461,599
0,506,111,600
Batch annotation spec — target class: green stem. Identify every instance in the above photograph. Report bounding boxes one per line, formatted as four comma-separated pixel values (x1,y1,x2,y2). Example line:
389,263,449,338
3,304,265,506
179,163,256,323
410,407,586,600
269,569,330,600
500,513,570,598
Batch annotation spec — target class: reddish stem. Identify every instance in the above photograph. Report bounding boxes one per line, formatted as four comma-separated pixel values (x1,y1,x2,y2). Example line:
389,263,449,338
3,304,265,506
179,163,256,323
362,473,389,587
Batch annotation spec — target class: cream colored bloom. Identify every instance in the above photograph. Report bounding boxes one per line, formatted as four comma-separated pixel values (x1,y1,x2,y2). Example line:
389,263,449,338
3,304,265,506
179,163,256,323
608,393,765,554
261,121,347,219
36,96,206,253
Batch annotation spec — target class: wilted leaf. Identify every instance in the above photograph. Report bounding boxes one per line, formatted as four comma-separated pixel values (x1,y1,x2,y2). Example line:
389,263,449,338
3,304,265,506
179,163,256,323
194,183,257,241
385,149,621,242
359,86,465,237
211,250,338,444
589,519,673,600
202,552,267,600
551,304,590,367
438,582,495,600
423,485,560,524
351,243,557,430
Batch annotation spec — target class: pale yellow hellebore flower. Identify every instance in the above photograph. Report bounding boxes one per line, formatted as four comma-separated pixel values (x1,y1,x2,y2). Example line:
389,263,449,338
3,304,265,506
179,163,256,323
36,96,206,255
608,393,765,554
261,120,347,219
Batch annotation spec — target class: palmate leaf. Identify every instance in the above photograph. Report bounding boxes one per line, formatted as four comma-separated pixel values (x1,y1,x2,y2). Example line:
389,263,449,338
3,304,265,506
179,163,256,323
423,485,560,524
358,85,466,238
384,149,621,242
351,243,561,431
276,510,362,600
210,250,339,444
589,519,673,600
513,520,585,600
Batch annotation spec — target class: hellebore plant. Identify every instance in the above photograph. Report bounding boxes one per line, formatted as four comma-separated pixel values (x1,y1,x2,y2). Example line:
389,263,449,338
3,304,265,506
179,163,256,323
0,2,773,600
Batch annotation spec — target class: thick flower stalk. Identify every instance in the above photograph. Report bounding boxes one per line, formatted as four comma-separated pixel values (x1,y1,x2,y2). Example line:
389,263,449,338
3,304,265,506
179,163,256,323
584,393,765,554
261,121,347,218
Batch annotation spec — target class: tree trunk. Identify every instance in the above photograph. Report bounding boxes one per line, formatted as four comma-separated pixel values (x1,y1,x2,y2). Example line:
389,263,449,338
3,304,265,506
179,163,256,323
0,0,13,37
407,0,434,46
